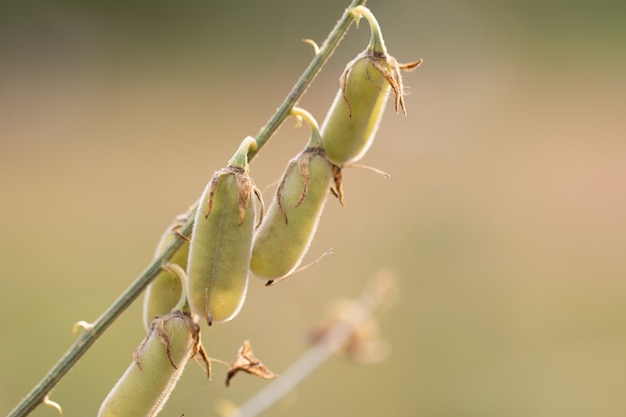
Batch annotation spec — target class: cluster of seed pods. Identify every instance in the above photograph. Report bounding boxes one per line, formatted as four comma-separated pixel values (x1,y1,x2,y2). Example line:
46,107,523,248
97,5,419,417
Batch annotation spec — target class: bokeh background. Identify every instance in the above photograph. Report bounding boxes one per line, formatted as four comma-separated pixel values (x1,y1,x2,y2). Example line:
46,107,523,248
1,0,625,416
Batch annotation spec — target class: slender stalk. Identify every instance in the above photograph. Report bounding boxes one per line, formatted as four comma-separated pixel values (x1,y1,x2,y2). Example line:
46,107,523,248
7,1,365,416
249,0,367,159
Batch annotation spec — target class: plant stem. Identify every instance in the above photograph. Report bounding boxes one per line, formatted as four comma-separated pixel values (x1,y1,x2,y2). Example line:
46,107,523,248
249,0,367,159
7,1,365,416
7,220,192,417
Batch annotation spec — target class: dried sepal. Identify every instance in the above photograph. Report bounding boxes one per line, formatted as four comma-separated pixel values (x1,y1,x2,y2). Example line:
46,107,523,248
134,311,209,375
340,5,422,117
98,311,210,417
340,50,422,117
276,148,343,225
205,166,263,227
329,163,344,206
226,340,278,387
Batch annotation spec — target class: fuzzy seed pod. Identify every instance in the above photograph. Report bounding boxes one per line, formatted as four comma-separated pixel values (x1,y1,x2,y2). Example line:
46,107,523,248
98,311,206,417
320,6,421,166
142,210,192,331
187,137,262,325
251,108,341,283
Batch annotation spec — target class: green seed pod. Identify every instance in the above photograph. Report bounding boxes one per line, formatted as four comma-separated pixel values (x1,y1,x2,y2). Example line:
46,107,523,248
250,108,341,283
98,311,205,417
142,209,193,331
320,5,421,166
187,137,262,325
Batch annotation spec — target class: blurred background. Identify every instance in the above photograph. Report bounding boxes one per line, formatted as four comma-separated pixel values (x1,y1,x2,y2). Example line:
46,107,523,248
1,0,625,416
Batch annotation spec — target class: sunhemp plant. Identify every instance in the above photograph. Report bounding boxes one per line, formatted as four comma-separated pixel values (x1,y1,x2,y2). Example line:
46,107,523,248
6,2,421,417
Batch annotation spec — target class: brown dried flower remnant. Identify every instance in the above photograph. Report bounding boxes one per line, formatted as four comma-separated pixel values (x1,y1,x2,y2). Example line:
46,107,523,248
226,340,278,387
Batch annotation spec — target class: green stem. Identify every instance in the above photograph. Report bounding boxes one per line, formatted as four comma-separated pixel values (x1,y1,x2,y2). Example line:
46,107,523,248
228,136,257,170
162,262,190,312
7,219,193,417
249,0,367,159
7,1,365,416
290,107,323,148
352,5,387,54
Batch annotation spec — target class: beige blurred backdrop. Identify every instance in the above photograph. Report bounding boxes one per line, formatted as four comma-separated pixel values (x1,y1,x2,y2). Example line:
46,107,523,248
1,0,625,416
